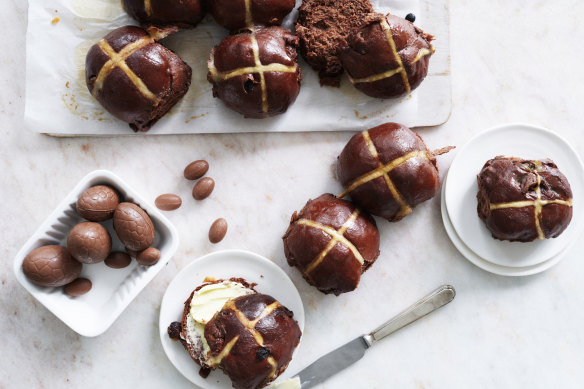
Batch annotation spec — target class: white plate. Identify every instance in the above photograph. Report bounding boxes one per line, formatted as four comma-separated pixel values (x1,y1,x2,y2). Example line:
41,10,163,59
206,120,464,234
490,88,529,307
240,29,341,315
159,249,305,389
13,170,179,337
444,123,584,268
441,175,569,276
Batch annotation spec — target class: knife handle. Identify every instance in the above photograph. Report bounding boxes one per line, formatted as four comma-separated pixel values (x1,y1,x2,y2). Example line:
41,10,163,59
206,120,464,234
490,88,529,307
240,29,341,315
363,285,455,348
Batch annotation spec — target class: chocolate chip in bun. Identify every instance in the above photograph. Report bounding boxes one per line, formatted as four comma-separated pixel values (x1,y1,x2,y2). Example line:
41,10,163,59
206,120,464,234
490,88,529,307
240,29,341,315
337,123,453,222
340,13,434,98
209,0,295,31
207,26,301,119
283,194,380,295
477,157,573,242
85,26,192,132
171,278,302,388
122,0,205,28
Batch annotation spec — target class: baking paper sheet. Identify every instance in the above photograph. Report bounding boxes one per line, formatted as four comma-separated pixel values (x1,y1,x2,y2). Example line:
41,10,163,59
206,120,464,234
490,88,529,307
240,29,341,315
25,0,449,135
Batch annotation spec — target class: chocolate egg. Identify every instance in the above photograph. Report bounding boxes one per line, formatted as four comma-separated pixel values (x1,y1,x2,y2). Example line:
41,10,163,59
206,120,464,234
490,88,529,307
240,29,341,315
22,245,82,287
77,185,120,221
67,222,112,264
113,202,155,251
64,278,92,297
136,247,161,266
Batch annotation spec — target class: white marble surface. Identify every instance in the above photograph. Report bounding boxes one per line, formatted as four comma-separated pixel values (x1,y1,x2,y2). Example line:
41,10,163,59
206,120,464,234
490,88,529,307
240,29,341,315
1,1,584,388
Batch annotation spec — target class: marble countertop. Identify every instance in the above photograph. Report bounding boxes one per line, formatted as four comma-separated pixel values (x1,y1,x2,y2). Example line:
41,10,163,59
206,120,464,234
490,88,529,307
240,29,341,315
2,1,584,388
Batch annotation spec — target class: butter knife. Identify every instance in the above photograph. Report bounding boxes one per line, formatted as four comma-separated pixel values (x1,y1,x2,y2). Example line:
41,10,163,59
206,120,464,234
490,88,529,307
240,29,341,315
288,285,456,389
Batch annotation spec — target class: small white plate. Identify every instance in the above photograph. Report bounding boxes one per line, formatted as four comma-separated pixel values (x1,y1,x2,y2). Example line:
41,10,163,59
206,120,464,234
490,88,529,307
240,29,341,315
159,249,305,389
441,175,569,276
13,170,179,337
444,123,584,268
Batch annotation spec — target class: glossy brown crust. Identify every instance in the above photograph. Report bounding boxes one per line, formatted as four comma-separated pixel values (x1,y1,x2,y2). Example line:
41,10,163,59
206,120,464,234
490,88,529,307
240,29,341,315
282,194,380,295
207,26,301,118
340,14,433,98
85,26,192,132
209,0,295,31
113,202,155,251
337,123,441,222
22,246,82,287
205,294,302,389
76,185,120,222
295,0,374,86
477,157,573,242
122,0,205,28
67,222,112,264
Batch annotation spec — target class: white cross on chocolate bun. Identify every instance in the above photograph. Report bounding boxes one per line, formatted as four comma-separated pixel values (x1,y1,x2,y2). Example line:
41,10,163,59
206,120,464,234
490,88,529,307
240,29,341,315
168,278,302,389
340,13,434,98
207,26,301,119
209,0,296,31
337,123,453,222
85,26,192,132
282,194,380,296
477,157,573,242
122,0,205,28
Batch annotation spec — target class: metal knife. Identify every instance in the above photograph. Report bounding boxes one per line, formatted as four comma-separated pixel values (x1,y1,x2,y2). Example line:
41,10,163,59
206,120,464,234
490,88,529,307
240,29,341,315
288,285,456,389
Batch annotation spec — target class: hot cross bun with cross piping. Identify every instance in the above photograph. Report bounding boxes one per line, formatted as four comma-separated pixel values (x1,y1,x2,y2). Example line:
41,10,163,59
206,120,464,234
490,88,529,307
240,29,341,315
209,0,295,31
283,194,380,295
337,123,453,222
122,0,205,28
205,293,302,389
207,26,301,118
85,26,192,132
174,278,301,389
477,157,573,242
340,13,434,98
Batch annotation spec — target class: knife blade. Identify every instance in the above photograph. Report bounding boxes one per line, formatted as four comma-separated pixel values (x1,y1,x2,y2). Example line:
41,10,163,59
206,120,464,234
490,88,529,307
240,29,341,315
284,285,456,389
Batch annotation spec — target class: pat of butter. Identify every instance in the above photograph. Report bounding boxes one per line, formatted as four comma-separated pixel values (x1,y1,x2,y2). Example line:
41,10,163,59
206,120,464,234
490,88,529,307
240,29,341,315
271,377,301,389
189,281,254,324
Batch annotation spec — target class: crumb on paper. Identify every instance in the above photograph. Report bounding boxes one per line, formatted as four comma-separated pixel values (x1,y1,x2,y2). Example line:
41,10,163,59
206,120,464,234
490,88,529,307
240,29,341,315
203,276,216,283
185,112,208,124
65,81,70,88
354,110,368,120
51,16,60,25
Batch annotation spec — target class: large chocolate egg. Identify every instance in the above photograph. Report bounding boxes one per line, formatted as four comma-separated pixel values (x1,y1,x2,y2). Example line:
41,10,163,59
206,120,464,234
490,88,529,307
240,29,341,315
113,202,155,251
22,246,82,287
283,193,380,295
477,157,573,242
76,185,120,222
337,122,447,222
67,222,112,264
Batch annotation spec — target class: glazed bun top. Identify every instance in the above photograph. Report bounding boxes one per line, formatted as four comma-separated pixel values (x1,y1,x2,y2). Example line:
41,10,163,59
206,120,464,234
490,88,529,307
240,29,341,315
209,0,295,31
122,0,205,28
204,293,302,389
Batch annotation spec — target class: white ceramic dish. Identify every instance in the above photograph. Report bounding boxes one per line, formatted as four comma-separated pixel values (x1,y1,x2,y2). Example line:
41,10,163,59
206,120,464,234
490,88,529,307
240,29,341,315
159,250,305,389
13,170,179,337
444,123,583,268
442,173,571,276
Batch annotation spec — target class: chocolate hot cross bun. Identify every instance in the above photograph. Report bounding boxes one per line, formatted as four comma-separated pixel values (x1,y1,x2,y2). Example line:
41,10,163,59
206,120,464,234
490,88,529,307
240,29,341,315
209,0,295,31
205,294,302,389
477,157,573,242
85,26,192,132
122,0,205,28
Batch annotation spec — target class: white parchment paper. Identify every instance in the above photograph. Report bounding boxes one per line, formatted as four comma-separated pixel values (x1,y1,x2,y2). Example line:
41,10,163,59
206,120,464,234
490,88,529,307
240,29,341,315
25,0,442,135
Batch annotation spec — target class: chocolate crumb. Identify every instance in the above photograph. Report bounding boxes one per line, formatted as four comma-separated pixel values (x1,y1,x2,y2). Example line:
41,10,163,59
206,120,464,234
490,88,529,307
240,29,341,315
199,366,211,378
168,321,181,339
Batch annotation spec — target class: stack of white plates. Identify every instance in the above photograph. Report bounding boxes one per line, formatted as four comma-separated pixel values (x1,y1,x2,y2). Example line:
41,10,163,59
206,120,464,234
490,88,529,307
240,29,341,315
441,123,584,276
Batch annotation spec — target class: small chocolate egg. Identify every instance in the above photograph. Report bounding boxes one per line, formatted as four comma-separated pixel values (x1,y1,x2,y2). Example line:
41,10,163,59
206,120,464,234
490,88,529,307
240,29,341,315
105,251,132,269
67,222,112,264
22,245,82,287
136,247,161,266
113,202,155,252
64,278,92,297
76,185,120,221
